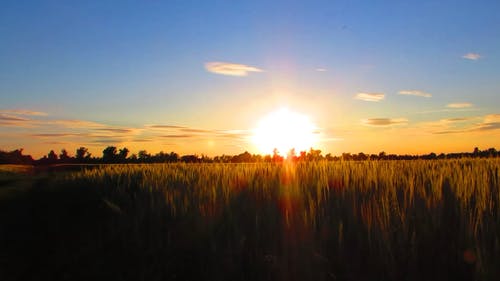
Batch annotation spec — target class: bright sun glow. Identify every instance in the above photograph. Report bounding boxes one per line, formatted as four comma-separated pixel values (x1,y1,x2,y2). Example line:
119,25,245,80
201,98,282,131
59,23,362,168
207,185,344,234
252,108,318,155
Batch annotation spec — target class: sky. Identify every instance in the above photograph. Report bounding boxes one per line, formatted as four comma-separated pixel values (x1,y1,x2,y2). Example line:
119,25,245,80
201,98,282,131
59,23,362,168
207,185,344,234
1,0,500,158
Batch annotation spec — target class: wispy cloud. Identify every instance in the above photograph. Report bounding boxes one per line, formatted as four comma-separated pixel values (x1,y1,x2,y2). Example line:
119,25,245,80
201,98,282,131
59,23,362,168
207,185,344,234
50,119,105,128
0,114,29,122
147,124,187,129
160,134,196,139
473,122,500,132
205,62,263,76
441,117,475,123
446,102,473,108
180,128,214,133
362,118,408,126
355,92,385,102
95,128,137,134
130,138,153,143
398,90,432,98
315,68,327,72
31,133,87,138
462,53,481,60
0,109,47,116
431,114,500,134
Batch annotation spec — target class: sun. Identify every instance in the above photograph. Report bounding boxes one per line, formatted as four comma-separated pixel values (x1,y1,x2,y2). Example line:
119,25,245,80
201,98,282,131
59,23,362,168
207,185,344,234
252,108,318,156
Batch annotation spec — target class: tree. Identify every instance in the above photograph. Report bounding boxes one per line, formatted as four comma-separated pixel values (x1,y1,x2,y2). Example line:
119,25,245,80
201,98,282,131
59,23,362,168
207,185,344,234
272,148,283,162
168,152,179,162
48,150,58,161
232,151,252,163
102,146,117,162
307,148,322,161
473,147,480,157
76,147,90,161
487,147,497,157
118,147,129,161
0,149,33,164
138,150,150,162
59,149,71,162
357,152,368,161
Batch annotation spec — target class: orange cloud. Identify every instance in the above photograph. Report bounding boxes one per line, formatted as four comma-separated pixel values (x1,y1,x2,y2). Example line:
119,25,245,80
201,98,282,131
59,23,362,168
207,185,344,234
362,118,408,126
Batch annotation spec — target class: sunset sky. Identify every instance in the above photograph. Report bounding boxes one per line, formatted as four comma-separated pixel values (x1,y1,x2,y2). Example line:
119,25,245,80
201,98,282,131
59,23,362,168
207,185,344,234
1,0,499,158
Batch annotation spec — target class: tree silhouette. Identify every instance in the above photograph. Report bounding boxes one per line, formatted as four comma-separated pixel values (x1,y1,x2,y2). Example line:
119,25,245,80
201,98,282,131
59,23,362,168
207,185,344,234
118,147,129,161
59,149,71,162
0,149,33,164
102,146,117,162
138,150,150,162
76,147,91,162
48,150,58,161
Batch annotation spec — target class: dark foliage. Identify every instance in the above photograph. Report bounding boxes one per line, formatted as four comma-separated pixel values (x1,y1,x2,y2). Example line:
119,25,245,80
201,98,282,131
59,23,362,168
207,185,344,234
1,147,499,165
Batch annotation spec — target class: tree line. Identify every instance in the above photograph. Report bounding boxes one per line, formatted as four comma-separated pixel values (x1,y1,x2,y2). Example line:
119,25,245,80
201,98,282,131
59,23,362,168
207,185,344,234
0,146,499,165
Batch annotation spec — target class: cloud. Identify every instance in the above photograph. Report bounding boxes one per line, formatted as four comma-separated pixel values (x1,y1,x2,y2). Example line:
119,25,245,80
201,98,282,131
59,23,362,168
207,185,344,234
205,62,263,76
147,124,187,129
441,117,475,123
362,118,408,126
31,133,85,138
398,90,432,98
431,114,500,134
484,114,500,123
462,53,481,60
315,68,327,72
473,122,500,132
95,128,136,134
180,128,214,133
130,139,153,143
446,102,473,108
0,114,29,122
160,134,196,138
355,92,385,102
91,139,124,144
0,109,47,116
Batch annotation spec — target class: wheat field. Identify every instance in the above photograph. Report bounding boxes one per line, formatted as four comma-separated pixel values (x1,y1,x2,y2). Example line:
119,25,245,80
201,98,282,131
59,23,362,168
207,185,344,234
50,159,498,280
2,159,499,281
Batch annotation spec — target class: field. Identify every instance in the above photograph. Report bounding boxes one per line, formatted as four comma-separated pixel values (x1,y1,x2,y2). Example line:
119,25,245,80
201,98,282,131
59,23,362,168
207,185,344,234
1,159,499,281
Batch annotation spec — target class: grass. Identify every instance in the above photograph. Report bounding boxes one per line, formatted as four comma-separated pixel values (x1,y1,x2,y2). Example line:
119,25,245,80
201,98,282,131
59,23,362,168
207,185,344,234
1,159,499,281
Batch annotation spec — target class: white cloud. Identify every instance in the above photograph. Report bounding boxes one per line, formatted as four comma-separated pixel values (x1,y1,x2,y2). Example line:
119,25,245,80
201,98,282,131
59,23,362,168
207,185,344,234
355,92,385,102
446,102,473,108
398,90,432,98
315,68,327,72
205,62,263,76
462,53,481,60
362,118,408,126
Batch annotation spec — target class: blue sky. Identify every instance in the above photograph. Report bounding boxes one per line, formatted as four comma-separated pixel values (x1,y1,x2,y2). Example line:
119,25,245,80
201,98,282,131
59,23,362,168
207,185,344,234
1,0,499,157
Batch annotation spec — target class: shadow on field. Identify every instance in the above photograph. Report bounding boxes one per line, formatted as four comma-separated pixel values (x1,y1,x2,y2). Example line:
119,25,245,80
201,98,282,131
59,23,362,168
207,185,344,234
1,161,499,281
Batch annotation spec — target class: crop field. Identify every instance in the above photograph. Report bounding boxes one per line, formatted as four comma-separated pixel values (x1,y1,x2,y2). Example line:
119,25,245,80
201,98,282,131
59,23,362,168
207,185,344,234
1,159,500,281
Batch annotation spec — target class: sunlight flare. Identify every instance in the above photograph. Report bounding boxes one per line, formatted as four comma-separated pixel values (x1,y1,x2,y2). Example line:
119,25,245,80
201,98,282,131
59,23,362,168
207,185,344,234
252,108,318,155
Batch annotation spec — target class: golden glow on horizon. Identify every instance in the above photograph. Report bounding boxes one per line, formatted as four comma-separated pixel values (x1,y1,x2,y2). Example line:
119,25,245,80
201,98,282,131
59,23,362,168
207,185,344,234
252,108,318,155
